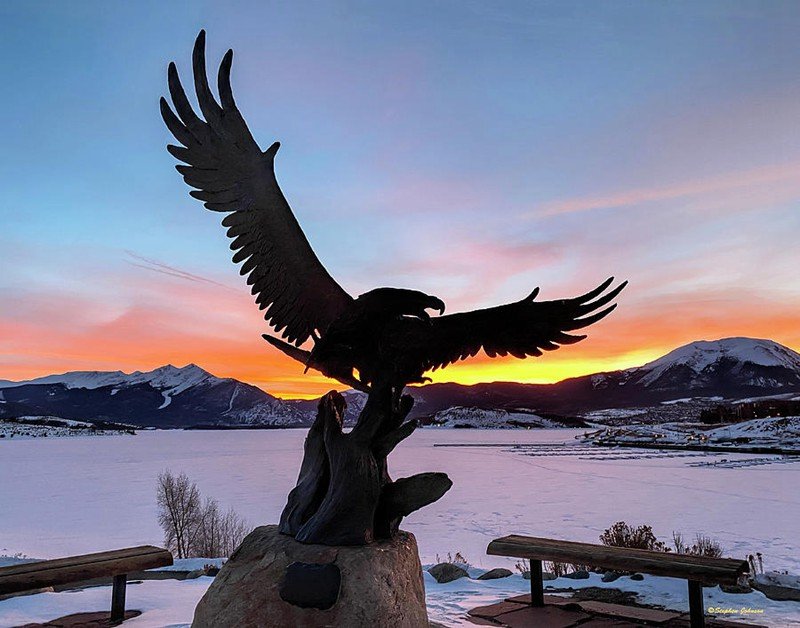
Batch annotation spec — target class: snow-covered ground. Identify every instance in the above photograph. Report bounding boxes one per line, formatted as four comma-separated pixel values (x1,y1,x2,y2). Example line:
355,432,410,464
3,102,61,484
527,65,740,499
583,407,650,422
0,574,212,627
0,416,134,440
582,416,800,451
427,406,564,428
423,568,799,627
1,429,798,626
1,562,797,626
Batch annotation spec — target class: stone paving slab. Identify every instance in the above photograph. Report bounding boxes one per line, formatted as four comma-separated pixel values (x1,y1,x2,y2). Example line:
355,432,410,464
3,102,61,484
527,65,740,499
504,594,531,604
706,619,767,628
469,600,530,619
17,610,141,627
472,596,770,628
466,616,501,626
577,620,642,627
494,605,590,628
505,593,576,606
665,615,767,628
578,600,681,624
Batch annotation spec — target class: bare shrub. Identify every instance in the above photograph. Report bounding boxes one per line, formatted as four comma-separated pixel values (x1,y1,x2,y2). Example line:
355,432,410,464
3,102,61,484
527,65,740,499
156,470,250,559
688,534,723,558
545,560,573,577
600,521,669,552
748,553,764,575
514,559,585,577
157,470,201,559
452,551,469,566
216,505,250,557
191,497,220,559
434,551,470,566
673,531,724,558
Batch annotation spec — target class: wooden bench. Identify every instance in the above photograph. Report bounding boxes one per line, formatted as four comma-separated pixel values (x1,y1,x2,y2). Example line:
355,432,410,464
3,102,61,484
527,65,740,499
488,535,749,628
0,545,173,624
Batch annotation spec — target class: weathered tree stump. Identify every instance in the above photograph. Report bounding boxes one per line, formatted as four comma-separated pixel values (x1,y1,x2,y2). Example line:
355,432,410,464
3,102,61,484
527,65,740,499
280,383,451,545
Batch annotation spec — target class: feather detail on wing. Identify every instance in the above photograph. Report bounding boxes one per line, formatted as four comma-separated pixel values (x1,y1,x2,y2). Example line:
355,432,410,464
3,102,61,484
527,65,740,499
412,278,626,371
161,31,353,346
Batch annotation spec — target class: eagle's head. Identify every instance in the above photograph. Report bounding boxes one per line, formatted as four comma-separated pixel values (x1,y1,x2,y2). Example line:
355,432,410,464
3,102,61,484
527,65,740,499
355,287,445,323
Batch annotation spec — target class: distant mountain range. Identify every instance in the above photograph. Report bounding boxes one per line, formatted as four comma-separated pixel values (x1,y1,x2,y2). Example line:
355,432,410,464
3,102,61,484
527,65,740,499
413,337,800,417
1,337,799,428
0,365,308,428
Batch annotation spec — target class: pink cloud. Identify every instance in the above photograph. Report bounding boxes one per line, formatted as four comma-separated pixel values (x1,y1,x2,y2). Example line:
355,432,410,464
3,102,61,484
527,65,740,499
353,232,563,311
536,160,800,216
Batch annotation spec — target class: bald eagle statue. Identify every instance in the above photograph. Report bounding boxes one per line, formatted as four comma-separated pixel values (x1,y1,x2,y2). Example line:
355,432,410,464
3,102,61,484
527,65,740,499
162,31,625,545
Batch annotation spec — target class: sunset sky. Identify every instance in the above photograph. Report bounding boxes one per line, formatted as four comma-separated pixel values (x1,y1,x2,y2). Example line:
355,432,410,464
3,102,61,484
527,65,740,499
2,1,799,398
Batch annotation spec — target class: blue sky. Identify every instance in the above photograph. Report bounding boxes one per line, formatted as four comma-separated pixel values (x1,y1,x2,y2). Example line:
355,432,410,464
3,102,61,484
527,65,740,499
2,1,799,396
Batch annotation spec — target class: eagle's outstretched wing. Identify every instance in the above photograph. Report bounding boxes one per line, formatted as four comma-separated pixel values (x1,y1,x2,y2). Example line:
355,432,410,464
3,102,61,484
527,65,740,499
161,31,353,346
410,278,626,371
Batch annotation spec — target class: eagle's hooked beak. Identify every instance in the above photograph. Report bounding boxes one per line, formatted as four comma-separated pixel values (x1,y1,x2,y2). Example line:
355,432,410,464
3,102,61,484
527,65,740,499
428,296,446,316
413,297,445,325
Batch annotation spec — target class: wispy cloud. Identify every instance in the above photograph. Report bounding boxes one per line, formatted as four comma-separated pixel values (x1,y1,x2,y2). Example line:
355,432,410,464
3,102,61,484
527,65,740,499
352,232,562,311
125,251,237,291
536,161,800,217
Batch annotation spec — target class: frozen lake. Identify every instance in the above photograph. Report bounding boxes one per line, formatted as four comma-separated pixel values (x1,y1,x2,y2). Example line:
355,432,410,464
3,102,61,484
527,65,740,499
2,427,798,575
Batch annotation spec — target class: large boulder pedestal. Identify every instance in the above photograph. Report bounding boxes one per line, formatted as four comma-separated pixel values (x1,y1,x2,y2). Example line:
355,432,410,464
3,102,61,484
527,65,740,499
192,525,429,627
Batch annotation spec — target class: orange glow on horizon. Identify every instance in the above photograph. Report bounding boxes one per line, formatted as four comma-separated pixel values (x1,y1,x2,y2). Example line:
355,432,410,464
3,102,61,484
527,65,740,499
5,328,798,400
2,260,799,400
423,348,664,387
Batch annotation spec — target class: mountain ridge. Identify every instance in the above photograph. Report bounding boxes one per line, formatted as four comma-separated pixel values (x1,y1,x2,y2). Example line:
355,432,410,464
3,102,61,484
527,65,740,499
1,337,799,428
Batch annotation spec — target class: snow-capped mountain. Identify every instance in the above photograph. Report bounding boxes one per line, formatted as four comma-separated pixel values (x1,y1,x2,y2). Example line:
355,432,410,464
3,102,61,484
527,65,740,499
602,337,800,394
425,406,582,429
0,364,309,428
1,364,216,410
632,338,800,389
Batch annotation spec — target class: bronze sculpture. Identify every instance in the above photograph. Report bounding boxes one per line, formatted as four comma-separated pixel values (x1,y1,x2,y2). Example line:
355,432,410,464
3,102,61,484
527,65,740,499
162,31,626,546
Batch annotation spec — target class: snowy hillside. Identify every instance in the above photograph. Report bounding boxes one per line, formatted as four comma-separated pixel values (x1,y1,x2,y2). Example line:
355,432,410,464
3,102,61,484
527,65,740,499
0,416,135,440
427,406,569,429
286,389,368,425
580,338,800,408
0,365,308,428
635,338,800,387
0,364,214,398
582,416,800,452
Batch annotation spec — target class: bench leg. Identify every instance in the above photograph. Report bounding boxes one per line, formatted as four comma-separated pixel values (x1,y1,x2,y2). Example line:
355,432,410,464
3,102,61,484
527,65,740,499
688,580,704,628
529,559,544,607
110,574,127,624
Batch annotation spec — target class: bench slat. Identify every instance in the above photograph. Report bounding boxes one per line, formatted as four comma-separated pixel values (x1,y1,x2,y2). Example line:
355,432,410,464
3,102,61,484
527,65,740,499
490,536,747,569
0,546,173,594
487,535,747,585
0,546,168,578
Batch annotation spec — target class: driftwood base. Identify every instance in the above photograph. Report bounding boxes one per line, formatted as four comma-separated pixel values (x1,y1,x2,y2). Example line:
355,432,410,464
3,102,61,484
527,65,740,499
191,525,429,628
280,385,452,546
